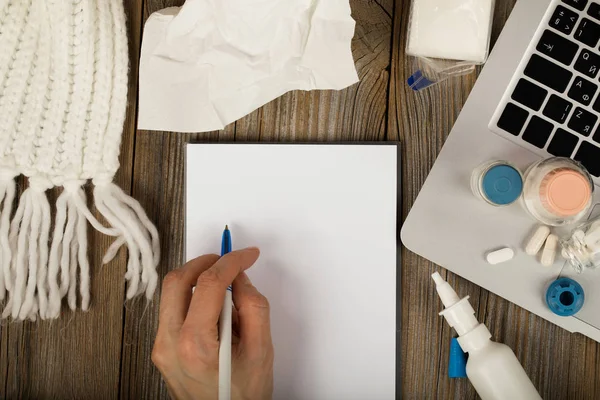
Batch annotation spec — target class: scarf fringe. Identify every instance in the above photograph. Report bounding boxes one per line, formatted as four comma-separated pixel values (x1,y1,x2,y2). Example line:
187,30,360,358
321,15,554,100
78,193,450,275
0,177,16,299
94,182,160,300
0,177,160,321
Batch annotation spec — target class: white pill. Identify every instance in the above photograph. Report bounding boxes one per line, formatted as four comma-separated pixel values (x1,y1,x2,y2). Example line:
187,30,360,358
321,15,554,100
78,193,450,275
486,247,515,265
541,234,558,267
525,226,551,256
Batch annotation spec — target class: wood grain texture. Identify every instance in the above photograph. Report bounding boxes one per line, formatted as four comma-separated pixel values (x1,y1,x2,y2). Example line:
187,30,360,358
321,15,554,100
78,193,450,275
2,0,599,398
120,1,392,398
235,1,392,143
0,1,144,399
389,0,600,398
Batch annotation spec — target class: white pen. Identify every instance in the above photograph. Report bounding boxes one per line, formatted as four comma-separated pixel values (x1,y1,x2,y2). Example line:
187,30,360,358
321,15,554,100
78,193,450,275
218,225,233,400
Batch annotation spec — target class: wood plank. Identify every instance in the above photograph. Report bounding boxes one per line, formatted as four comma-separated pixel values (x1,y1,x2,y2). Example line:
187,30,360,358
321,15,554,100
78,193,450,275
119,1,234,397
236,0,392,142
0,0,143,398
389,0,600,398
120,0,392,398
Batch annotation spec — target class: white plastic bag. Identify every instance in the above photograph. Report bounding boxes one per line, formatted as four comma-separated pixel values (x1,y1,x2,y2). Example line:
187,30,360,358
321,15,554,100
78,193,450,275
406,0,496,91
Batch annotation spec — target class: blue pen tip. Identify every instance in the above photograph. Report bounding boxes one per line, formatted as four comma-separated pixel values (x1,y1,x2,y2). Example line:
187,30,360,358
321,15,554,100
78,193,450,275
221,225,232,256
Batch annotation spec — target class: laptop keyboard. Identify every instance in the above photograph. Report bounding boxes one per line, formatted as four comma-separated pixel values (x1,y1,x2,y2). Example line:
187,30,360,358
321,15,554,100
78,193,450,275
491,0,600,178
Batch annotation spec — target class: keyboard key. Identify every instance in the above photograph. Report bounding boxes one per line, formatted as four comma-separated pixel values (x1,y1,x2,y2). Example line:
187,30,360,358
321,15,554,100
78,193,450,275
589,2,600,21
551,6,580,34
524,55,573,93
593,124,600,142
564,0,588,11
574,18,600,47
568,76,597,105
593,93,600,112
574,49,600,78
548,128,579,157
537,30,579,65
543,95,574,123
497,103,529,135
511,79,548,111
574,141,600,176
522,116,554,148
568,107,598,135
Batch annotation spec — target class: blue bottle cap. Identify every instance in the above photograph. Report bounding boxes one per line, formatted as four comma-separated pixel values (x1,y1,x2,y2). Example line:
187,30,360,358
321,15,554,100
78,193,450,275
448,337,467,378
481,164,523,206
546,277,585,317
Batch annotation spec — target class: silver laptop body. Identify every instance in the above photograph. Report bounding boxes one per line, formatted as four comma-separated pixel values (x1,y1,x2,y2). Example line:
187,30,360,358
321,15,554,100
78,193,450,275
402,0,600,341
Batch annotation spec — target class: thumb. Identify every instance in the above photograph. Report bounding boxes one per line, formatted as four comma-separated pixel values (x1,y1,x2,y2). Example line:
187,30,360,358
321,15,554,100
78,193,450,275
232,272,272,360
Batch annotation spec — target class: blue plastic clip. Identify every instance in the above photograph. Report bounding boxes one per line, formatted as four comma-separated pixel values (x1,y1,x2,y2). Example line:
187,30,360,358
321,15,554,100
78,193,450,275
407,70,434,91
546,277,585,317
448,337,467,378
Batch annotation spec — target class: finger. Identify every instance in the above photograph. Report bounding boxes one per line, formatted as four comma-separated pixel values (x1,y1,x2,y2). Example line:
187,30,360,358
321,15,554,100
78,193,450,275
157,254,220,338
232,272,272,359
183,247,260,338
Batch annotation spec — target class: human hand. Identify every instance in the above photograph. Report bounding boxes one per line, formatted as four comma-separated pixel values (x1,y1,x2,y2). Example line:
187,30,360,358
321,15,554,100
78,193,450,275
152,247,274,400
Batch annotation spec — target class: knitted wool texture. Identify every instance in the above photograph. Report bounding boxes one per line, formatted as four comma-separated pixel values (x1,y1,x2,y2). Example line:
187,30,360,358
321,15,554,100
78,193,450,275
0,0,160,320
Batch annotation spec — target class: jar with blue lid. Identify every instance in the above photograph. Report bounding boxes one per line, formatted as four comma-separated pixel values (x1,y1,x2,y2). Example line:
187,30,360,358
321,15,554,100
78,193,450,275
471,161,524,207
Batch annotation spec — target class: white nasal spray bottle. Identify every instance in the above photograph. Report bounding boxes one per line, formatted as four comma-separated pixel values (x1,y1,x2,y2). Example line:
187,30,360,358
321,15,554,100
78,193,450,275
432,272,541,400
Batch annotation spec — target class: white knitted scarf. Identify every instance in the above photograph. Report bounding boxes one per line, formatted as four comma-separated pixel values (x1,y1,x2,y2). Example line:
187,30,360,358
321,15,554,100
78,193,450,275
0,0,160,320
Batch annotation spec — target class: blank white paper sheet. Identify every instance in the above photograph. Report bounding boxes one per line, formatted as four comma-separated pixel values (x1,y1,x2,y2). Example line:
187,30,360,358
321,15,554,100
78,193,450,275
185,144,398,400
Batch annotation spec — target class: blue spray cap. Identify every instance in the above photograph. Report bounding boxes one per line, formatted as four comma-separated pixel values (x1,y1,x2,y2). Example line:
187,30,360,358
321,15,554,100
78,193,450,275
481,164,523,205
407,70,434,91
546,277,585,317
448,337,467,378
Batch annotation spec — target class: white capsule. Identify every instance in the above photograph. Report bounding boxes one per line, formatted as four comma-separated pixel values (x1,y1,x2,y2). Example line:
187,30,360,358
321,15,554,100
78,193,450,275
486,247,515,265
525,226,551,256
541,234,558,267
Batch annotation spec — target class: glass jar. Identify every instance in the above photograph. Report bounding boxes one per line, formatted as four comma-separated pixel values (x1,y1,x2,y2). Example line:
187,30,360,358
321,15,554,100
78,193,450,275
471,161,523,207
522,158,593,226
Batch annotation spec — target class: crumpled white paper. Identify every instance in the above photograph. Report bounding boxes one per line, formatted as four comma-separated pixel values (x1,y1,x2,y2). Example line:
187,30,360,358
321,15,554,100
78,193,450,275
138,0,359,133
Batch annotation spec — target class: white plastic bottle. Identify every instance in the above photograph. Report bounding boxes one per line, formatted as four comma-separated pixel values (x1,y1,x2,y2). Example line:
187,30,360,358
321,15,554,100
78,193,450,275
432,273,541,400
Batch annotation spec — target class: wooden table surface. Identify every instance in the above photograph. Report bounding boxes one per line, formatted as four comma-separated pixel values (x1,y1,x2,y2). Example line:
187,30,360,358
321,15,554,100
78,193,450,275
1,0,599,398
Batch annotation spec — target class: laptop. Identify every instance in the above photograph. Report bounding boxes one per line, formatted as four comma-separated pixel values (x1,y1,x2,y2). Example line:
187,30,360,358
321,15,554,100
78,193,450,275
402,0,600,342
